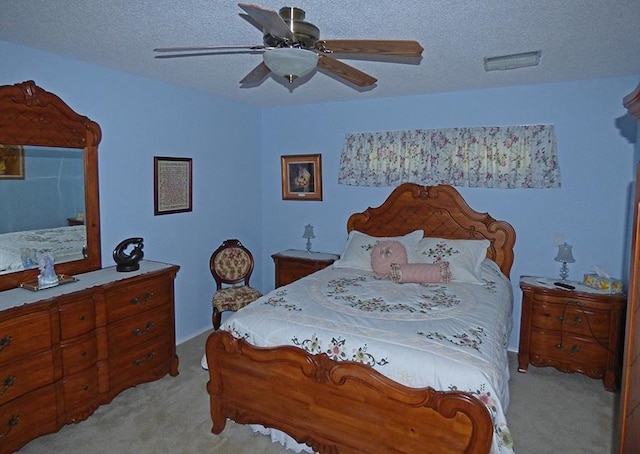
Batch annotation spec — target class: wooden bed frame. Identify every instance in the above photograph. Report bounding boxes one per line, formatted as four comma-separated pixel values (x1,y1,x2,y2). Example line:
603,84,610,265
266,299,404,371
206,183,516,454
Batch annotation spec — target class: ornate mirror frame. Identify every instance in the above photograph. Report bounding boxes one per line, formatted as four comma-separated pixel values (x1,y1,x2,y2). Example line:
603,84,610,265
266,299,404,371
0,80,102,291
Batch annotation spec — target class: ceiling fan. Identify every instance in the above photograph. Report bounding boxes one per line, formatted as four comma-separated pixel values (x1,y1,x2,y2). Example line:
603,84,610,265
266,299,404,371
154,3,424,89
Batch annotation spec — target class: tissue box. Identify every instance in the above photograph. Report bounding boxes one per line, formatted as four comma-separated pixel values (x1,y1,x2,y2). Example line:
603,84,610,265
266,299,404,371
582,274,623,293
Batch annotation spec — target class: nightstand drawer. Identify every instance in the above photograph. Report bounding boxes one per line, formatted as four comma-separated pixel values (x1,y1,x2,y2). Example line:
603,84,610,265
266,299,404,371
530,330,608,367
531,301,610,338
278,259,324,282
272,250,339,288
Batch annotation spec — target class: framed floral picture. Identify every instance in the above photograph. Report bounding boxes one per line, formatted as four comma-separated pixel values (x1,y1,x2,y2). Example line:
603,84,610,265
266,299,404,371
0,144,25,179
281,154,322,201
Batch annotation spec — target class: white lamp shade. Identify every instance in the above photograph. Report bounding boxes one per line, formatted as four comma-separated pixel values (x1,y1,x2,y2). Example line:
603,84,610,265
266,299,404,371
303,224,315,239
554,243,575,263
263,48,318,80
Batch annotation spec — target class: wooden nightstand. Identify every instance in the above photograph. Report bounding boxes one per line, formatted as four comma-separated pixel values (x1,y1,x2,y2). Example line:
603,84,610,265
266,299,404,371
518,276,626,391
271,249,339,288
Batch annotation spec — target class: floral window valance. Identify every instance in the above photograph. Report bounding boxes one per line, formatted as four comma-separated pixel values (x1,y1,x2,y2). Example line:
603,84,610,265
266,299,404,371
338,125,560,188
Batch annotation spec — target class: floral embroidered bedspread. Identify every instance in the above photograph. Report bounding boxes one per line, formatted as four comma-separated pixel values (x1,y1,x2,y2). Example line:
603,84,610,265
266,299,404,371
222,260,515,453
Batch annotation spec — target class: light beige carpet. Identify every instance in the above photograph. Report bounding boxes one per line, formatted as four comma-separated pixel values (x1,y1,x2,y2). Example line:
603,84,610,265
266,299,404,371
18,330,619,454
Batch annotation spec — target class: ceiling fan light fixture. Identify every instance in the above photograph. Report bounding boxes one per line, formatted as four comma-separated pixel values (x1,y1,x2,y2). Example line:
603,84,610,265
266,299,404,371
484,50,541,71
263,48,318,83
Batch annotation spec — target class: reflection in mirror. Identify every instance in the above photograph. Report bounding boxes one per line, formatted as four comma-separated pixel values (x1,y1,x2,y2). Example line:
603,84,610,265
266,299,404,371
0,145,86,275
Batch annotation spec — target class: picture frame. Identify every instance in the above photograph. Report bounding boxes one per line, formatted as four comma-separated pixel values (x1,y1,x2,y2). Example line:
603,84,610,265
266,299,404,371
154,156,193,215
0,144,25,179
281,154,322,201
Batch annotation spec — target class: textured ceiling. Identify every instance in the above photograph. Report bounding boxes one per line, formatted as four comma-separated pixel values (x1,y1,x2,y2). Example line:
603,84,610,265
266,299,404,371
1,1,639,107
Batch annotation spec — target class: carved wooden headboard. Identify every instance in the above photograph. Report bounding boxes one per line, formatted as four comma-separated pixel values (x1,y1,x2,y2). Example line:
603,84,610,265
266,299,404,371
347,183,516,278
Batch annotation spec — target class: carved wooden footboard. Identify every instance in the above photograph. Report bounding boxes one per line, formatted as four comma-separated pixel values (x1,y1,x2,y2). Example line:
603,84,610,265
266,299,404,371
206,330,493,454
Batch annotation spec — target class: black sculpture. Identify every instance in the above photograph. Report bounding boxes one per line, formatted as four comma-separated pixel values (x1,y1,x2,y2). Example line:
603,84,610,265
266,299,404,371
113,237,144,272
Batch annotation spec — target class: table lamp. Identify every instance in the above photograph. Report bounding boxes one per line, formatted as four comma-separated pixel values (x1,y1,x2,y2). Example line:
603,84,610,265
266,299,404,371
303,224,315,252
554,242,575,281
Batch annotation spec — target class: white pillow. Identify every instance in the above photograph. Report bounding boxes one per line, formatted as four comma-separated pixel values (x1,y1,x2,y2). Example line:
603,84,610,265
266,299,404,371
333,230,424,271
416,238,490,284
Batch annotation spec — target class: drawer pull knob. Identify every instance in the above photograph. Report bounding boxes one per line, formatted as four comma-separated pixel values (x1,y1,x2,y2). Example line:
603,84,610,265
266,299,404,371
571,316,583,325
83,385,89,392
555,343,581,354
0,335,12,351
79,315,85,321
0,375,16,395
132,322,155,336
131,292,154,305
80,350,87,357
0,415,19,438
134,351,155,366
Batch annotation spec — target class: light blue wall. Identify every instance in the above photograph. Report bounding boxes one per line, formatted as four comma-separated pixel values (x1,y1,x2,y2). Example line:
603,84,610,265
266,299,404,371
260,77,638,349
3,39,638,350
0,41,263,343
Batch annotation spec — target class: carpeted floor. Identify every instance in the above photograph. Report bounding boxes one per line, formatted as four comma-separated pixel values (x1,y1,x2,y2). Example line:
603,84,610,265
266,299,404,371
18,330,619,454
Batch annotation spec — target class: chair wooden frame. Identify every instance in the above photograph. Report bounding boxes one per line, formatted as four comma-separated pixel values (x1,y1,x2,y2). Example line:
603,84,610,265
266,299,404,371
209,239,258,329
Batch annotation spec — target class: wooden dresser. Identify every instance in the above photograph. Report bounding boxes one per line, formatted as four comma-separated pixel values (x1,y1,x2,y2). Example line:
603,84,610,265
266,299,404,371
518,276,626,391
0,261,179,453
271,249,339,288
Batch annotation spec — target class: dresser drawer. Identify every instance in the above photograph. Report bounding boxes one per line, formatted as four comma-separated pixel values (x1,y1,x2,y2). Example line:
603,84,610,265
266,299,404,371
530,330,608,367
59,297,96,340
107,305,172,357
61,334,98,376
106,276,172,323
0,351,55,406
0,385,57,454
62,368,99,414
108,335,173,396
0,311,52,365
530,301,610,338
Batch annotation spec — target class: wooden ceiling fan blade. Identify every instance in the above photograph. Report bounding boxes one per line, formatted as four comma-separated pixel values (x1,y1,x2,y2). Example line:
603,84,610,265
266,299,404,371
317,40,423,57
240,62,271,87
239,13,263,32
317,54,377,88
238,3,294,41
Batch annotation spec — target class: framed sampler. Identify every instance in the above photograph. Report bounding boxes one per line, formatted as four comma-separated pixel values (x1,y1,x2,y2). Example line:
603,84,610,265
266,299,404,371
154,156,193,215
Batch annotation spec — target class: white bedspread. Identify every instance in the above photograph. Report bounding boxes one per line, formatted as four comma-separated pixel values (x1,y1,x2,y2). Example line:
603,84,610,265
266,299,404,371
0,225,86,272
219,259,515,453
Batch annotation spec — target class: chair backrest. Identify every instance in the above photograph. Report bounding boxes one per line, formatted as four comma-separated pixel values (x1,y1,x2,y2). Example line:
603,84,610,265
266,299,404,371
209,239,255,290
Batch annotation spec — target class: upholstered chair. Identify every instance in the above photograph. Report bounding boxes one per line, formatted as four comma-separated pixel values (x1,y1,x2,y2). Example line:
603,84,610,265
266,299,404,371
210,239,262,330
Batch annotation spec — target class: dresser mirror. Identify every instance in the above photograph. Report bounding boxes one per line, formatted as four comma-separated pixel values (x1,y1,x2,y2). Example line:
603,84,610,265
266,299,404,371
0,80,102,291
